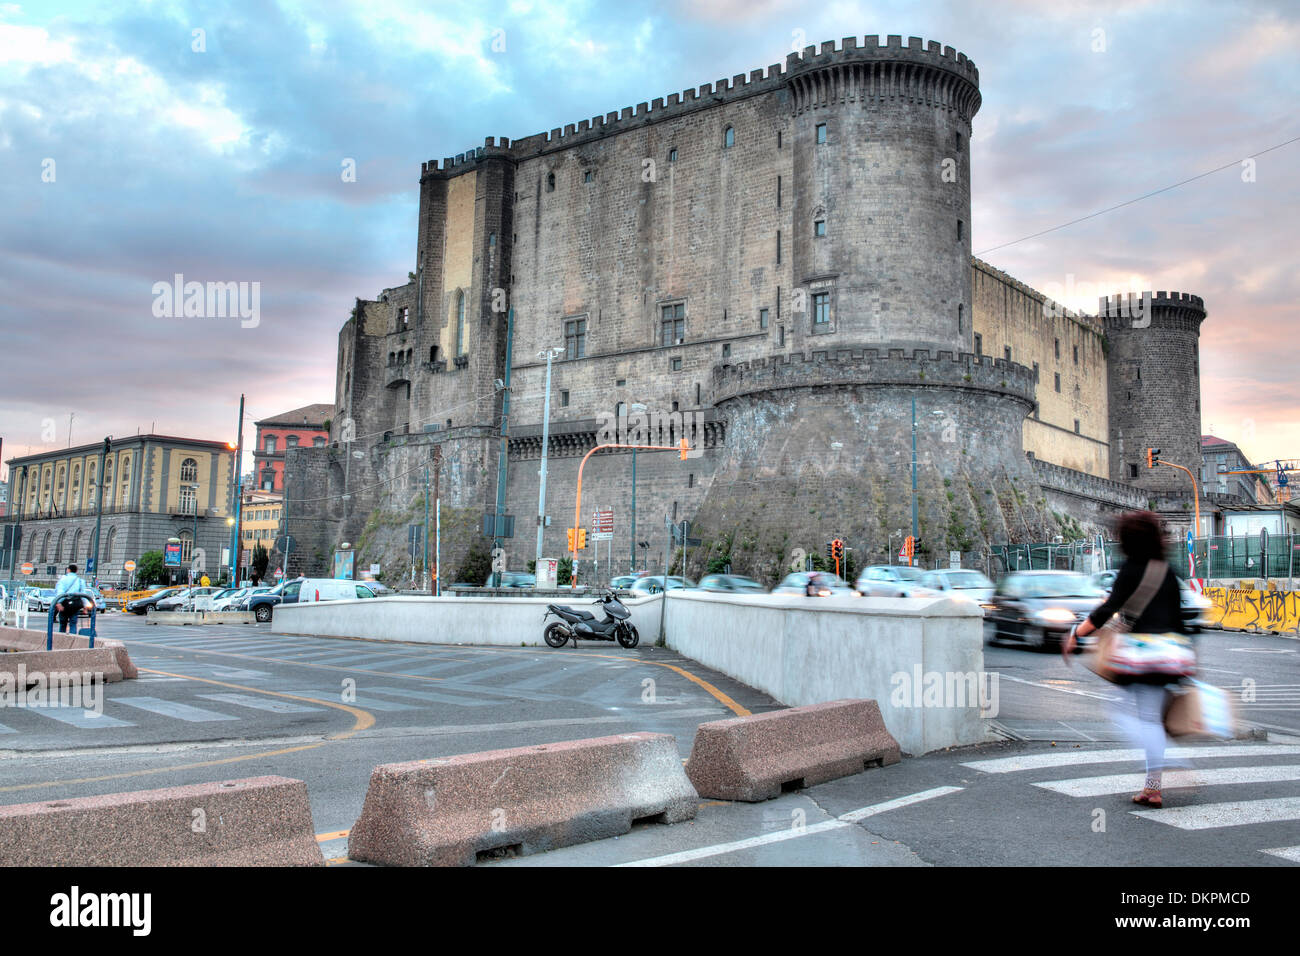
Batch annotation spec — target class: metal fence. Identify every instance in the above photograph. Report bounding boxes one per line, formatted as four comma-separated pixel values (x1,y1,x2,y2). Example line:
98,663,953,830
985,534,1300,580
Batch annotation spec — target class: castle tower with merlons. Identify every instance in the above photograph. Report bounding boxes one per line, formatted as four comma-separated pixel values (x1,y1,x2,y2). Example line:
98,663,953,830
282,35,1205,583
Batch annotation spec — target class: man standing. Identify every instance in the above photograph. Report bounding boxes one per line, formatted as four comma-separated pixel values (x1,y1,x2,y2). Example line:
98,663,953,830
52,562,89,634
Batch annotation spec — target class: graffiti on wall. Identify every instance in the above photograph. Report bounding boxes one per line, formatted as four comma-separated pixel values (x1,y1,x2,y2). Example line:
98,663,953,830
1204,587,1300,634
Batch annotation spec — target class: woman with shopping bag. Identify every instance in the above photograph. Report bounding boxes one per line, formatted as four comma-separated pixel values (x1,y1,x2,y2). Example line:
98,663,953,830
1062,511,1195,808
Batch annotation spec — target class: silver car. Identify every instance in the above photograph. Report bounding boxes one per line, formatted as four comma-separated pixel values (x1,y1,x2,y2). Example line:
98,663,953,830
919,569,996,606
855,565,938,597
772,572,857,597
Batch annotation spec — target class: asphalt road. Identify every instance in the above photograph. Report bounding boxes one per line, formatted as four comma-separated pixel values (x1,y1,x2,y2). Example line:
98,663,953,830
2,615,1296,867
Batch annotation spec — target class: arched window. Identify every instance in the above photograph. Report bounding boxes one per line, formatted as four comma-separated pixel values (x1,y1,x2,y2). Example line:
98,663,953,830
546,171,555,192
180,458,198,482
179,531,193,563
102,459,114,508
119,455,131,506
456,290,466,355
723,126,734,148
39,531,49,562
264,435,277,454
26,533,35,561
71,529,83,565
70,463,81,510
344,371,350,394
104,527,117,562
55,529,66,562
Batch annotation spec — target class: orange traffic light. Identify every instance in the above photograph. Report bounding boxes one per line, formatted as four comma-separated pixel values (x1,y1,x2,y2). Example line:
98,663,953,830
1146,447,1161,468
577,529,587,550
566,528,576,551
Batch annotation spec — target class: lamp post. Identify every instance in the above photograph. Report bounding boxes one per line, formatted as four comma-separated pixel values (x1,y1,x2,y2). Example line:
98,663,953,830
187,481,200,584
629,402,647,574
536,346,563,565
228,395,244,584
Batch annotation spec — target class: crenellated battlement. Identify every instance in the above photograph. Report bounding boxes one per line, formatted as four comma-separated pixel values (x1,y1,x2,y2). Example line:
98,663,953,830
416,34,979,178
710,347,1036,407
1099,291,1207,331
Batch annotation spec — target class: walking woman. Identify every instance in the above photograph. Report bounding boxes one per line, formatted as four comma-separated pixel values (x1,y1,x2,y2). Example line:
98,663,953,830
1063,511,1193,808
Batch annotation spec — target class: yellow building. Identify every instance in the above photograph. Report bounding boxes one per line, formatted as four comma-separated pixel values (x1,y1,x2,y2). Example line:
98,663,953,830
239,489,283,557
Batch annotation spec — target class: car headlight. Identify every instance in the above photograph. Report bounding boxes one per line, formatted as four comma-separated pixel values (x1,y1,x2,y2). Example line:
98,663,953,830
1035,607,1076,624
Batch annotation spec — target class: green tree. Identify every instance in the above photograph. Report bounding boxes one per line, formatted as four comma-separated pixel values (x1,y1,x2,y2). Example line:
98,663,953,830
252,543,269,582
135,550,165,586
557,556,573,586
457,541,492,585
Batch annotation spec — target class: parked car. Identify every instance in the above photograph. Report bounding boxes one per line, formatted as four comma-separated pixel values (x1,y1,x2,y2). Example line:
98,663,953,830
484,571,535,588
984,570,1106,651
248,580,296,622
155,588,198,611
28,588,56,612
918,569,996,607
126,587,184,614
1091,571,1211,631
855,565,939,598
629,575,696,594
297,579,378,603
771,571,857,597
232,586,272,611
698,573,766,593
610,575,639,589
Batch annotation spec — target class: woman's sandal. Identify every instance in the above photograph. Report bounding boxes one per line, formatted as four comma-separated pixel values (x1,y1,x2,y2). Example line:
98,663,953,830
1132,789,1163,808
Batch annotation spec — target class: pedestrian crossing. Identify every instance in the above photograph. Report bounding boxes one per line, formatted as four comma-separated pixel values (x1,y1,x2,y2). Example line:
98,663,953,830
962,742,1300,862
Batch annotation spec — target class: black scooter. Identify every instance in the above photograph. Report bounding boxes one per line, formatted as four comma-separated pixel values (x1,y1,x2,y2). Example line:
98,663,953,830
542,591,639,648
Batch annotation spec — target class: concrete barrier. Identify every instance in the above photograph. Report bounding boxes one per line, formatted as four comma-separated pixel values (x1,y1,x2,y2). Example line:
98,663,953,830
1203,585,1300,636
0,776,323,866
664,591,990,755
348,732,698,866
685,699,901,801
0,648,124,687
274,592,664,647
0,624,137,680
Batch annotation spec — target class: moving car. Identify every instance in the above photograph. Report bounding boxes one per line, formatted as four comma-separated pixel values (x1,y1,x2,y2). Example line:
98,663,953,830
771,571,857,597
918,568,996,606
698,573,765,593
629,575,696,594
484,571,535,588
126,587,185,614
983,570,1106,651
1091,570,1212,631
855,565,938,598
610,574,639,589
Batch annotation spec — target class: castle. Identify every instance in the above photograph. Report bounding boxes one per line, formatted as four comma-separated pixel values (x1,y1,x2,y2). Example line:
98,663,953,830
283,35,1206,584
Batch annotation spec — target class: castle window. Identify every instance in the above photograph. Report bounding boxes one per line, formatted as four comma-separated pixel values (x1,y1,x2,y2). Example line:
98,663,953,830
560,391,569,407
488,233,496,246
584,170,594,183
668,148,677,163
958,303,963,333
671,401,679,412
776,176,781,207
546,172,555,192
564,318,586,359
722,343,731,358
957,219,963,240
1004,346,1012,362
616,379,626,387
816,123,827,144
400,306,409,328
974,333,982,355
1073,344,1079,365
1054,338,1060,359
776,230,781,264
759,308,769,330
688,473,695,488
812,292,830,328
1033,362,1040,383
956,131,963,150
695,383,701,404
777,131,782,149
670,357,682,371
1129,464,1139,479
779,326,785,346
660,303,685,346
813,219,826,237
1074,419,1081,434
723,126,734,148
1054,372,1061,393
430,346,439,363
456,290,467,356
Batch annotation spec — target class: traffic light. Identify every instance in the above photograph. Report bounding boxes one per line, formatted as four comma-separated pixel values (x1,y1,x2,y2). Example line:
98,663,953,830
679,438,690,460
904,535,915,565
567,528,576,551
577,528,587,550
825,541,834,560
831,539,844,561
1146,447,1161,468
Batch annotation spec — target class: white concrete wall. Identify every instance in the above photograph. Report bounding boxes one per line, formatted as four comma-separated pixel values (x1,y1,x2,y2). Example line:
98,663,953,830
663,591,992,754
272,593,666,647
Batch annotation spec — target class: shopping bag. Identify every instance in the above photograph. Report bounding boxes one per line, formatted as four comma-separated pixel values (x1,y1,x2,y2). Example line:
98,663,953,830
1164,680,1239,740
1106,632,1196,678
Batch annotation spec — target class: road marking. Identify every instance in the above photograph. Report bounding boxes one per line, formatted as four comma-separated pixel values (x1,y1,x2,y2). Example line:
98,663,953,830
1132,796,1300,830
112,696,240,722
0,669,374,795
1034,764,1300,797
28,708,135,729
316,830,349,842
997,673,1120,702
197,692,323,714
962,744,1300,774
292,690,413,712
616,787,962,867
1261,846,1300,862
359,686,495,708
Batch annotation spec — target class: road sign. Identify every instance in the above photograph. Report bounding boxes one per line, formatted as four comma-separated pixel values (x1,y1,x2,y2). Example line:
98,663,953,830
482,513,515,537
124,560,136,573
274,568,284,579
275,535,296,554
20,562,32,575
86,557,96,574
949,550,961,569
592,509,614,533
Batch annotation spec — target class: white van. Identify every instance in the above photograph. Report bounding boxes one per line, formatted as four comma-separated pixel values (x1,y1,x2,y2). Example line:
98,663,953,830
296,578,378,603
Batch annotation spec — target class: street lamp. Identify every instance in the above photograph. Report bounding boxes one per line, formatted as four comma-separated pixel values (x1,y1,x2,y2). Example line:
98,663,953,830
187,481,200,584
629,402,647,573
536,346,564,565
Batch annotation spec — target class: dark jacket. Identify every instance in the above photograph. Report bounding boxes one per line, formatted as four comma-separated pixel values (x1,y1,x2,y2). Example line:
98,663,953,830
1087,558,1187,634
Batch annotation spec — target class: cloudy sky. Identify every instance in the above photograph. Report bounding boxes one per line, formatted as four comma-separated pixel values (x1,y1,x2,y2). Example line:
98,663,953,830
1,0,1296,477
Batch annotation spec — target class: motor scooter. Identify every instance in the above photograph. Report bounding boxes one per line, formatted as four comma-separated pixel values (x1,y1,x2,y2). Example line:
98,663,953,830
542,591,639,648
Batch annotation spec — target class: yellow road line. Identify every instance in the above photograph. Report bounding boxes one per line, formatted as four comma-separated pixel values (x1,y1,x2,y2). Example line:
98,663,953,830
0,669,375,795
315,830,349,843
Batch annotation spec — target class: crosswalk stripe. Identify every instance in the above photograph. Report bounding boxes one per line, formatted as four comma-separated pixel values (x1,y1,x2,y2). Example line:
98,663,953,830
1133,796,1300,830
961,744,1300,774
1034,765,1300,797
196,693,323,714
113,696,239,722
359,686,495,707
1261,846,1300,862
451,658,548,684
291,690,413,712
28,708,135,729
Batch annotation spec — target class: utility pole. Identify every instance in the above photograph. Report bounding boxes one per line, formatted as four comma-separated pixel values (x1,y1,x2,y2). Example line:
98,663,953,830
229,394,244,585
910,397,918,566
435,497,441,597
423,466,430,592
492,307,514,586
89,437,109,581
629,402,646,574
536,345,563,565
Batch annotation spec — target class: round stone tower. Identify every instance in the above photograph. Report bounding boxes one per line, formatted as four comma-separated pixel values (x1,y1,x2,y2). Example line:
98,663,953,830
785,35,981,352
1103,291,1207,503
